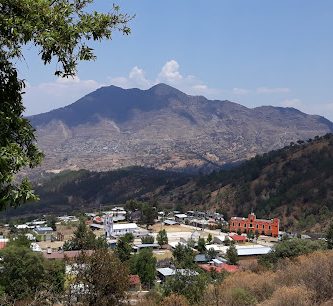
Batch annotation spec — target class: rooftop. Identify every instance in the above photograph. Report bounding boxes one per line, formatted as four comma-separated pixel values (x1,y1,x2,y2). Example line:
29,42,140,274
199,264,239,273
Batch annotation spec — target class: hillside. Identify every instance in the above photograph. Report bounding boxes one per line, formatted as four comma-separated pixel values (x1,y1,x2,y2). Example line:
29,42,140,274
27,84,333,174
174,133,333,231
3,134,333,231
1,167,192,218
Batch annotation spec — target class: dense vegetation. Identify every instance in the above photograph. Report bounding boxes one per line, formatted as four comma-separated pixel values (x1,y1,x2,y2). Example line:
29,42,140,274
3,134,333,231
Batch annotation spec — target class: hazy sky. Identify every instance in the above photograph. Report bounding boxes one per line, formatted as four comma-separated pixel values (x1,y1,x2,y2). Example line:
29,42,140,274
19,0,333,120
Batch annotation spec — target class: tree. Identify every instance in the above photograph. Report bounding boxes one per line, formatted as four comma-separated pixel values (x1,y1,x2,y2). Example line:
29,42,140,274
7,234,31,248
47,215,57,231
255,229,260,239
162,271,208,305
247,230,255,240
172,244,194,268
157,229,168,247
206,247,218,261
259,238,327,268
141,235,155,244
326,220,333,249
206,233,213,244
226,244,238,265
0,245,45,299
115,236,132,262
141,203,157,229
63,218,107,250
130,248,156,288
197,237,206,253
0,1,132,209
68,249,129,305
0,243,64,302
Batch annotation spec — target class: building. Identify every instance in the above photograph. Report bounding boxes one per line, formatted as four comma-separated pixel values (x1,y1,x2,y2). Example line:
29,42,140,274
33,227,54,241
104,215,138,237
229,213,279,237
174,214,188,222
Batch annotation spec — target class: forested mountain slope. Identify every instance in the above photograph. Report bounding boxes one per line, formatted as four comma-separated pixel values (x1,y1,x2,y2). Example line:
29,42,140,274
3,134,333,231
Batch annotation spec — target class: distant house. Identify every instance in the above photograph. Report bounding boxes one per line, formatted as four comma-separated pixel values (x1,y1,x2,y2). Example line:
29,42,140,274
229,212,279,237
132,243,159,252
174,214,188,222
34,227,54,241
229,235,247,243
157,268,199,283
43,250,93,260
213,235,228,244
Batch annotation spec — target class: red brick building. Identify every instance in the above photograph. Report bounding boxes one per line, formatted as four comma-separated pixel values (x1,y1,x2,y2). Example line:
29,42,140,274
229,213,279,237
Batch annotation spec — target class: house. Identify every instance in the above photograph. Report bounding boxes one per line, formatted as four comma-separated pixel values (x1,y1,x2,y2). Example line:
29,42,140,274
34,227,54,241
213,235,228,244
132,243,160,252
157,268,199,283
229,234,247,243
163,219,179,226
229,212,279,237
43,250,94,260
174,214,188,222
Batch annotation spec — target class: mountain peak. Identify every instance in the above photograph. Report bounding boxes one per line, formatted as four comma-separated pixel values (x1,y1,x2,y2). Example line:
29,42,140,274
148,83,187,97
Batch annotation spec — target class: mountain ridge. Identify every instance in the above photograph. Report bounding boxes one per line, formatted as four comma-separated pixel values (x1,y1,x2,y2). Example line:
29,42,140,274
27,84,333,174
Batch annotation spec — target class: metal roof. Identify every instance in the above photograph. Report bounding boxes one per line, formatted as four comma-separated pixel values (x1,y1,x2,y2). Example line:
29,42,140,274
113,223,138,230
133,243,159,249
164,220,178,225
157,268,174,277
175,214,188,218
236,246,272,256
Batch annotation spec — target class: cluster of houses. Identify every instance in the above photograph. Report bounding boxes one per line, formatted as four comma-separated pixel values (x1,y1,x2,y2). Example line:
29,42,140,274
160,210,226,229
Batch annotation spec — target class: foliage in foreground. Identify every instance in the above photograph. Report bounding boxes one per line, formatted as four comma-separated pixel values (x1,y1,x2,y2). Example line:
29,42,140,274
0,239,65,304
0,0,132,210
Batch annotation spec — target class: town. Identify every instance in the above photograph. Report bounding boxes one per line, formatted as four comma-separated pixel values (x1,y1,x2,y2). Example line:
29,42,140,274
1,203,331,305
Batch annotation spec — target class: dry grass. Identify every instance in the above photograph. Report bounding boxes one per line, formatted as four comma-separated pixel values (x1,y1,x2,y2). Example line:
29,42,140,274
151,223,193,233
153,249,173,261
202,251,333,306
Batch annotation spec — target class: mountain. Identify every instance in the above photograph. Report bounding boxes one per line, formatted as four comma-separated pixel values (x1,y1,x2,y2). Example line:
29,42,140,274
28,83,333,174
4,134,333,232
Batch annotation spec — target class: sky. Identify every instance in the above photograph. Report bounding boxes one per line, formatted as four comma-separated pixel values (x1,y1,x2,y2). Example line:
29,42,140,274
19,0,333,120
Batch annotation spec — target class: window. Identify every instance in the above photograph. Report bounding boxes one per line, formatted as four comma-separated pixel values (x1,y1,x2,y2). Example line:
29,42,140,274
269,226,271,230
256,224,259,228
232,222,235,226
244,224,246,228
250,223,253,228
239,223,241,227
262,224,265,229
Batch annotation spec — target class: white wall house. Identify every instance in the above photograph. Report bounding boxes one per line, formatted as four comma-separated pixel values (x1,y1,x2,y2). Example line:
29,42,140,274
104,215,138,237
